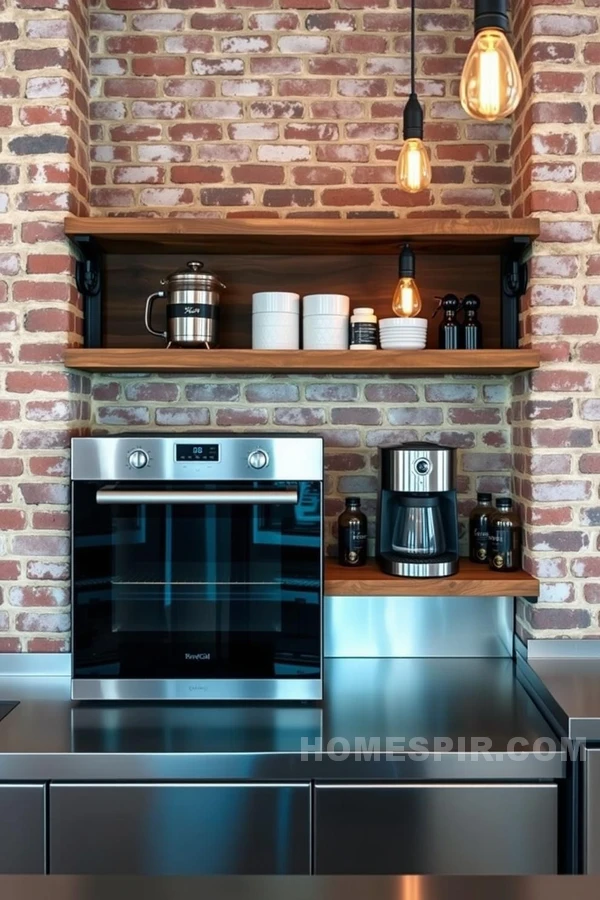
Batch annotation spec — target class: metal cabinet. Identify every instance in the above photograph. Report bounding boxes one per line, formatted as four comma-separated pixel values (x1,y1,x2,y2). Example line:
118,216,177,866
49,783,310,875
314,783,558,875
584,747,600,872
0,784,46,874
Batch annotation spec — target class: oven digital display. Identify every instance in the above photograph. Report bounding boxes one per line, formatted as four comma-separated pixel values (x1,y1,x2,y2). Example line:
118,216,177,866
176,443,220,462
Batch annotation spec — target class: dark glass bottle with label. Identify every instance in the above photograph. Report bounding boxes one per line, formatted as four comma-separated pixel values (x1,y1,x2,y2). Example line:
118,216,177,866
462,293,483,350
469,492,493,564
488,498,521,572
338,497,368,567
433,294,464,349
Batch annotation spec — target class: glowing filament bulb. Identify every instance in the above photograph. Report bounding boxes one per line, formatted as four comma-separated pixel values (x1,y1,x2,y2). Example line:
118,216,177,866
396,138,432,193
392,278,422,318
460,28,523,121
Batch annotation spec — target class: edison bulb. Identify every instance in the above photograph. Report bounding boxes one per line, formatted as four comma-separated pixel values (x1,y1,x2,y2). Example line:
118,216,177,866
460,28,523,121
392,277,422,318
396,138,432,193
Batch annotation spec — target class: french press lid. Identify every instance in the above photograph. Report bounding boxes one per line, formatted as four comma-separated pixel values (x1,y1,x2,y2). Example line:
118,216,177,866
161,261,226,291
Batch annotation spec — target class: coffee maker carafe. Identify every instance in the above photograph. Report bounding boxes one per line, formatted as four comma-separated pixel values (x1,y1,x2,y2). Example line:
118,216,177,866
377,442,459,577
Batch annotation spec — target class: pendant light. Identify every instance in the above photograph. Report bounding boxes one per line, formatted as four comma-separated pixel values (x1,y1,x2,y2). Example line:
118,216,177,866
396,0,431,193
460,0,523,121
392,244,422,318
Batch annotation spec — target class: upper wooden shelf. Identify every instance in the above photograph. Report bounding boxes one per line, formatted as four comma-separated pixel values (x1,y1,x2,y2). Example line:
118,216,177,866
63,348,540,375
64,216,540,256
325,558,539,598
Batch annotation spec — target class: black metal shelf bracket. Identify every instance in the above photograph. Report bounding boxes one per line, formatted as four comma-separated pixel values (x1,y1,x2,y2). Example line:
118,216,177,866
72,235,103,348
500,235,531,350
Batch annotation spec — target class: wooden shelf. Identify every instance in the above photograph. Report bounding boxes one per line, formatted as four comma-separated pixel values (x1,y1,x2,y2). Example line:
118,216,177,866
325,558,539,598
64,216,540,256
63,348,540,375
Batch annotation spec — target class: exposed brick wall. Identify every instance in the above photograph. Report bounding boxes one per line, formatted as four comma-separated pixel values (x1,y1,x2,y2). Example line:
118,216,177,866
90,373,511,556
88,0,511,217
0,0,90,652
511,1,600,633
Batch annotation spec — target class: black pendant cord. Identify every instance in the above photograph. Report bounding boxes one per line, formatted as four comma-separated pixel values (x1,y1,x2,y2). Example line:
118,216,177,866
403,0,424,142
410,0,415,96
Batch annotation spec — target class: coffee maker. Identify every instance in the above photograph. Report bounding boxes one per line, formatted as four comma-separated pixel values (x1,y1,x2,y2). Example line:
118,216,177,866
377,442,459,577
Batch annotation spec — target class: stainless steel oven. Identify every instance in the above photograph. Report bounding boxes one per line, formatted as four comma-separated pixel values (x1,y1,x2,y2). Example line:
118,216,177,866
71,435,323,701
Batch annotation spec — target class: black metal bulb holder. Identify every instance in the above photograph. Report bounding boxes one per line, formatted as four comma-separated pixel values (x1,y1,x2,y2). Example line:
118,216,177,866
399,244,416,279
403,93,424,141
403,0,425,142
474,0,509,33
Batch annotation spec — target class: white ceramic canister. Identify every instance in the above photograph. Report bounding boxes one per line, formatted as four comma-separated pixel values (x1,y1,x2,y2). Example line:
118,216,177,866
252,292,300,350
302,294,350,350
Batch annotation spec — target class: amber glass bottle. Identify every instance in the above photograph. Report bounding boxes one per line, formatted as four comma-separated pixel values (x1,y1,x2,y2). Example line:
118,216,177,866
338,497,368,567
469,492,493,564
488,498,522,572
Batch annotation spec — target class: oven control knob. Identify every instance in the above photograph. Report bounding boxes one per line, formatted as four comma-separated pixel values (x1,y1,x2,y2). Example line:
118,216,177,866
248,449,269,470
128,449,149,469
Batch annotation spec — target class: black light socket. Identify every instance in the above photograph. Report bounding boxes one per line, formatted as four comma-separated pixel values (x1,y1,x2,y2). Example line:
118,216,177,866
399,244,415,279
474,0,508,33
403,93,424,141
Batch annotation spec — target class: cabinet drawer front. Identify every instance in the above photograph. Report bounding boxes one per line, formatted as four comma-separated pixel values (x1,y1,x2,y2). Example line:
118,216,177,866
315,783,557,875
0,784,46,874
50,783,310,875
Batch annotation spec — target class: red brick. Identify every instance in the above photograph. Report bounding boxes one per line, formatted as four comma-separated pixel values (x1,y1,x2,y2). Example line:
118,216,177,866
13,281,70,302
0,510,26,531
26,254,72,276
0,562,20,580
168,123,222,141
572,558,600,579
532,41,575,63
201,187,255,206
231,165,284,184
106,36,158,53
5,372,70,393
263,188,314,207
216,408,268,426
14,48,67,70
8,586,68,607
191,12,243,29
25,308,75,333
293,166,345,185
321,187,374,206
533,71,586,93
132,57,186,77
274,407,326,426
532,102,587,124
27,638,68,652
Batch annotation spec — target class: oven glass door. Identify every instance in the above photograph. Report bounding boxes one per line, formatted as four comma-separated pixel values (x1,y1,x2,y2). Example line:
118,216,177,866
72,481,322,680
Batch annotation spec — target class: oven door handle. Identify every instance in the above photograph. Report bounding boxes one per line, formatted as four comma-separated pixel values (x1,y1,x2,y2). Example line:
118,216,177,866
95,488,299,505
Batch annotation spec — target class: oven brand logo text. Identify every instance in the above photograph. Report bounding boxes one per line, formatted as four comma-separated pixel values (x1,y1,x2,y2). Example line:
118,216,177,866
185,653,211,660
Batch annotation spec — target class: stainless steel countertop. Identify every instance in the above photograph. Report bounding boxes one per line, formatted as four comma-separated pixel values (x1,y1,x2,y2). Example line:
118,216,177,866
0,659,563,780
519,656,600,741
0,876,599,900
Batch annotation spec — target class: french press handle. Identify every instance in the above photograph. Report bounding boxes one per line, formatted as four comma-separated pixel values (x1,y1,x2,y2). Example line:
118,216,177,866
144,290,167,339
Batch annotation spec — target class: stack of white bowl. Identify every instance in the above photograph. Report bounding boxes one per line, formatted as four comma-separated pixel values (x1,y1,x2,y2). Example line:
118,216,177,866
379,317,428,350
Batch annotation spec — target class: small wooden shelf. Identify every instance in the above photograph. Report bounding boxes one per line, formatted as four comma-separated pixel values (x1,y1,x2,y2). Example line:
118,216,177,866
325,558,539,598
64,215,540,256
64,348,540,375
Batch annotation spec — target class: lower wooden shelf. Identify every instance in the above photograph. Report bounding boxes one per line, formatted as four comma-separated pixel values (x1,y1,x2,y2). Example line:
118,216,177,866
64,348,540,374
325,558,539,597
